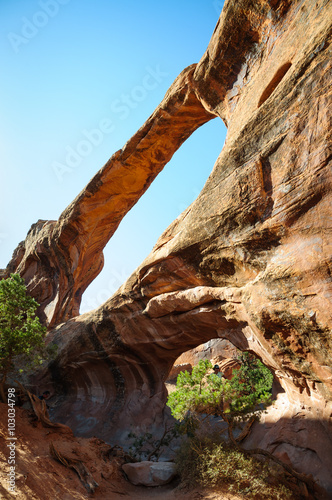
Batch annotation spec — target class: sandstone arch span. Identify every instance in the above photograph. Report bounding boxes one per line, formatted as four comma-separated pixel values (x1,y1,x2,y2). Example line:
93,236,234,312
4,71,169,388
44,281,279,442
0,65,216,328
1,0,332,496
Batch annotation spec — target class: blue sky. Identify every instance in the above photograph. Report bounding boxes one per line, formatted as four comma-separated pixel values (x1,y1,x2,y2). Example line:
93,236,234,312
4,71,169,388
0,0,226,313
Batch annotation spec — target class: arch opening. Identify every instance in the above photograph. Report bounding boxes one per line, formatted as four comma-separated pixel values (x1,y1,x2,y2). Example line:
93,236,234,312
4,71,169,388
80,117,227,314
165,337,283,404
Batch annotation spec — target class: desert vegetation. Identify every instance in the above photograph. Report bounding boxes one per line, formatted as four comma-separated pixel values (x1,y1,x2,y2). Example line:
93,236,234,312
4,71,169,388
0,273,55,402
166,356,309,498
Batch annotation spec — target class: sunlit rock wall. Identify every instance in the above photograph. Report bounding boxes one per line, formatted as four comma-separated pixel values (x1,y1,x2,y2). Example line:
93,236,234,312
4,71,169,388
2,0,331,496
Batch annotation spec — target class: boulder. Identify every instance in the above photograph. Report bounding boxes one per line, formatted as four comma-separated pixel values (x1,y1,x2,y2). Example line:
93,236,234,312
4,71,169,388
122,461,177,487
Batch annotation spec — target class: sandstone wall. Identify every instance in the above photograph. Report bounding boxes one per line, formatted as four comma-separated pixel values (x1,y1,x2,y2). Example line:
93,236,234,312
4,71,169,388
2,0,332,496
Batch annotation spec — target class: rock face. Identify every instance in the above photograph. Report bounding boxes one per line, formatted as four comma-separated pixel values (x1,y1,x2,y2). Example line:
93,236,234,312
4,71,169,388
2,0,332,497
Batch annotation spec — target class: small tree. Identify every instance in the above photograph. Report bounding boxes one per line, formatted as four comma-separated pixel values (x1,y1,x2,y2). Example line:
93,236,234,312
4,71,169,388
167,355,315,496
0,273,48,401
167,353,273,441
227,351,273,418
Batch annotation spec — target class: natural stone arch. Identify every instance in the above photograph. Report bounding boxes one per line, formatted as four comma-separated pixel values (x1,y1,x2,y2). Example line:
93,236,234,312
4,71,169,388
40,282,275,442
2,0,332,495
1,66,216,328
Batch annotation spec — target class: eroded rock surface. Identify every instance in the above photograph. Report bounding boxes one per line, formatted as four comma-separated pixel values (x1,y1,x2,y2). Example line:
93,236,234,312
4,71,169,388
2,0,332,497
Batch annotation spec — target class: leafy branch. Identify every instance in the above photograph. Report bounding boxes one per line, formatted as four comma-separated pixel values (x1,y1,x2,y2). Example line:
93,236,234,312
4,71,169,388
0,274,56,401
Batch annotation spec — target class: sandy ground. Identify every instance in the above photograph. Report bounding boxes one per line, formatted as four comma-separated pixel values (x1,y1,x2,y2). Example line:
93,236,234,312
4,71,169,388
0,403,243,500
109,482,243,500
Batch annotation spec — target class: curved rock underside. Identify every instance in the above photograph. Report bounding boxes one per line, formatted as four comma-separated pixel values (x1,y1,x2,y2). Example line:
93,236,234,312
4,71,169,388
1,0,332,496
167,338,239,382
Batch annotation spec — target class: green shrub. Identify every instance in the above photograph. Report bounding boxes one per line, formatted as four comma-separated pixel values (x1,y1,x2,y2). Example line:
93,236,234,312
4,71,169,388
175,436,297,499
167,353,273,427
166,354,300,497
0,273,55,400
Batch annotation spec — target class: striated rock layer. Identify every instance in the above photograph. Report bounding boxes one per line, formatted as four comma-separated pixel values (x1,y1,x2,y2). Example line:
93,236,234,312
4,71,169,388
2,0,332,496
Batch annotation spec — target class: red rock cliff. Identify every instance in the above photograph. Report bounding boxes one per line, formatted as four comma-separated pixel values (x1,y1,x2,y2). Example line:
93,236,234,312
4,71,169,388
2,0,332,496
